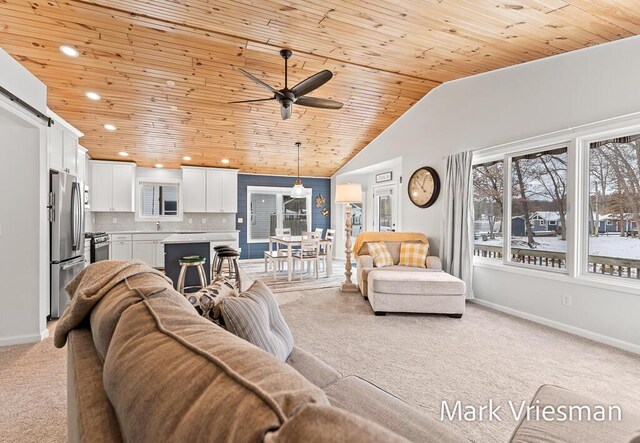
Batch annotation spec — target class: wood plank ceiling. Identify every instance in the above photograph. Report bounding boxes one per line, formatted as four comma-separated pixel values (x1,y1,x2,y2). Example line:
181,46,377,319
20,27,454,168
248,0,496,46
1,0,638,176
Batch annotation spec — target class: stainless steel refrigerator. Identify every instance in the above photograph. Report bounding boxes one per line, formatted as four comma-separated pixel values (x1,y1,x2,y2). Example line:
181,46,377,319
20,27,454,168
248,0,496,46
50,171,85,318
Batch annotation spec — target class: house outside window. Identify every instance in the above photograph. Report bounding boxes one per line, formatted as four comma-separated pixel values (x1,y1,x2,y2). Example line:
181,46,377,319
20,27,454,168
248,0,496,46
247,186,312,243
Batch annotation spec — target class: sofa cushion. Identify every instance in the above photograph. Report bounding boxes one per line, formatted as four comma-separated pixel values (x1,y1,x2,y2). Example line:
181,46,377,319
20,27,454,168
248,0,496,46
510,385,640,443
324,376,468,443
266,403,410,443
89,272,193,360
221,280,294,361
399,242,429,268
286,347,342,388
369,270,466,295
359,265,431,297
103,297,329,442
367,242,395,267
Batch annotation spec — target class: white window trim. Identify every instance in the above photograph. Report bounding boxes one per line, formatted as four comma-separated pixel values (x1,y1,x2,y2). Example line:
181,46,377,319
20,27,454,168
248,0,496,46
135,177,183,222
246,185,313,244
473,111,640,292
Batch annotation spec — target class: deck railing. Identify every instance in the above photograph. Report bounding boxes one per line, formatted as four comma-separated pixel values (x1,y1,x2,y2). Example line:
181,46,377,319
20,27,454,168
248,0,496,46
473,244,640,279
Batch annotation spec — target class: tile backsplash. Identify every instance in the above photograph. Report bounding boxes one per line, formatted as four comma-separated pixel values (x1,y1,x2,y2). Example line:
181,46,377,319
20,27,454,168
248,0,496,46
91,212,236,232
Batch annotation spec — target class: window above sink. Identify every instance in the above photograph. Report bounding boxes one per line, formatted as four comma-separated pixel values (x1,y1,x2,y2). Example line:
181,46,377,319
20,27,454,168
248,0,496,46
135,178,183,221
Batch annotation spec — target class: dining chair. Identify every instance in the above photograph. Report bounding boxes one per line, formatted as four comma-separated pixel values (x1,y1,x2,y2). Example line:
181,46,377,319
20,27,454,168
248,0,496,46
314,227,324,238
265,227,292,276
292,237,320,280
319,229,336,272
302,230,320,239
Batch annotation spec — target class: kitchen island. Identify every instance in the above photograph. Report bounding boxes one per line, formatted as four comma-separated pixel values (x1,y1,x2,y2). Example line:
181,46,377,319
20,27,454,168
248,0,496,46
162,232,240,290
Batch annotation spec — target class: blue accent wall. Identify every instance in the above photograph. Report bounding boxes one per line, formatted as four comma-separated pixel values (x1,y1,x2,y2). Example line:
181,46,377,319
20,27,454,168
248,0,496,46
237,174,331,259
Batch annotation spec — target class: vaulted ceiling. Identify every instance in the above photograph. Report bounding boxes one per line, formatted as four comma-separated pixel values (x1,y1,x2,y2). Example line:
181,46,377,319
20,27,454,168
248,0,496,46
1,0,638,176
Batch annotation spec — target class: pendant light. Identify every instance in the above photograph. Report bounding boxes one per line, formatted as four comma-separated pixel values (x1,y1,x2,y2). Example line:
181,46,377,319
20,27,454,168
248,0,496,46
290,142,307,197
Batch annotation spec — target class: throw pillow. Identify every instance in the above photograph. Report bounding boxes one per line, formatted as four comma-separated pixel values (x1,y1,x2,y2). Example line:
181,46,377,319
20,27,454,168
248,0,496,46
186,275,238,326
220,280,294,361
366,242,394,268
398,242,429,268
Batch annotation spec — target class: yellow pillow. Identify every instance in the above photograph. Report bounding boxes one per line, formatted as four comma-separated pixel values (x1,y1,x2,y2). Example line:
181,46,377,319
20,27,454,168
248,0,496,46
367,242,394,268
398,242,428,268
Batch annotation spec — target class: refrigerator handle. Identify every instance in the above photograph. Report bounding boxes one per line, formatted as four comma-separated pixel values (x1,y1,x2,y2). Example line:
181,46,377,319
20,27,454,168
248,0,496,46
71,182,79,251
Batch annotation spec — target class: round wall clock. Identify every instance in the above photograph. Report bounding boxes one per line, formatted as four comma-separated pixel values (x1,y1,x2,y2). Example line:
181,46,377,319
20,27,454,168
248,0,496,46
408,166,441,208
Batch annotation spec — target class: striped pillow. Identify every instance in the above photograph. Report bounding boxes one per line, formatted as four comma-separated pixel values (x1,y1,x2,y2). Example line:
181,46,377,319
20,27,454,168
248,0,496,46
398,242,429,268
220,280,294,361
367,242,394,268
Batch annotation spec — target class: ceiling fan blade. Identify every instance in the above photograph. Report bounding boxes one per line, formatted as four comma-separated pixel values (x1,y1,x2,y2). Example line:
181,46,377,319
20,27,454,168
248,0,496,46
290,70,333,98
238,68,283,97
295,96,343,110
280,104,292,120
228,98,275,104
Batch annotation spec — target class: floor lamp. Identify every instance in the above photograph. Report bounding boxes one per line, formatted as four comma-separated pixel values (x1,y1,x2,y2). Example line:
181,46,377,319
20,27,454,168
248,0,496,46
335,183,362,293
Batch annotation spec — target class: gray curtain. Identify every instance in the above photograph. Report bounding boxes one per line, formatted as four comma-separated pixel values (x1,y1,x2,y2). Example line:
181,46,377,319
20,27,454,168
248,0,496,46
440,151,474,299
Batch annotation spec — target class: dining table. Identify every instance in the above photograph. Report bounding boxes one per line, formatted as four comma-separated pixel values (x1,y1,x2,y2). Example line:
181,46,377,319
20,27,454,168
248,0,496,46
268,235,333,281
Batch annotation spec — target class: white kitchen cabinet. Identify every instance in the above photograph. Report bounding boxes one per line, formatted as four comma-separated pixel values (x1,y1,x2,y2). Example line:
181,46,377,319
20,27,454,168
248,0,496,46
111,240,132,260
90,161,136,212
182,167,207,212
77,148,87,183
132,233,169,268
181,167,238,213
205,169,238,213
63,129,78,175
132,241,156,267
48,124,64,172
221,170,238,213
205,170,223,213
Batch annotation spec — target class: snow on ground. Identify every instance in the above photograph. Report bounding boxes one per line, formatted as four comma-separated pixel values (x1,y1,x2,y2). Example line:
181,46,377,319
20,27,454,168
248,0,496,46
477,235,640,260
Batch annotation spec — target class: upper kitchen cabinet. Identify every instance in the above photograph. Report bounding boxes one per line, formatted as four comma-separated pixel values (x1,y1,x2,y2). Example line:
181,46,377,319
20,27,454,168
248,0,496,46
47,111,82,175
182,167,207,212
182,167,238,213
90,160,136,212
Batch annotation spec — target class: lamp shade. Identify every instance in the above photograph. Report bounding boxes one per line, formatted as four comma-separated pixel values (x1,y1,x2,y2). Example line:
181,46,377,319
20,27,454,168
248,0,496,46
290,178,308,197
335,183,363,203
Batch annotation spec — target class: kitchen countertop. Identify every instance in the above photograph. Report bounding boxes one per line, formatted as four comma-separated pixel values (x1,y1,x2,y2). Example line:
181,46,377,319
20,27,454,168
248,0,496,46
162,232,240,244
106,230,239,234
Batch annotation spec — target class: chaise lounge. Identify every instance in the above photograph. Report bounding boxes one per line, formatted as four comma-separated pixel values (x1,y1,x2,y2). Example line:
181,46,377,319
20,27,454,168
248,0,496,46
354,232,466,317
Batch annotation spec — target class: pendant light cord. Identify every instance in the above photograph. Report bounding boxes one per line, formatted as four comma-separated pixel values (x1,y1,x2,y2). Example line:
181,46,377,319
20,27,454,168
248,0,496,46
296,142,301,179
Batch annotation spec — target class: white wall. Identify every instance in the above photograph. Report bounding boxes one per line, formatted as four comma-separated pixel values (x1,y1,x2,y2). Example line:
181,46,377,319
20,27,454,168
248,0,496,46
333,36,640,352
0,103,49,345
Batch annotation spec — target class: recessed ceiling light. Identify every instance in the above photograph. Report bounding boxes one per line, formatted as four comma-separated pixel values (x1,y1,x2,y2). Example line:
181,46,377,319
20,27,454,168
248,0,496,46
59,45,79,57
118,151,129,157
166,80,175,87
85,91,101,100
221,158,230,164
170,105,178,111
182,156,192,161
104,124,117,131
155,163,164,168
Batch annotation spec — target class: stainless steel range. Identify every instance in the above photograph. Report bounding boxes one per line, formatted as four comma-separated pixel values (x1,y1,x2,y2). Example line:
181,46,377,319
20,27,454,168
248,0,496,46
86,232,110,263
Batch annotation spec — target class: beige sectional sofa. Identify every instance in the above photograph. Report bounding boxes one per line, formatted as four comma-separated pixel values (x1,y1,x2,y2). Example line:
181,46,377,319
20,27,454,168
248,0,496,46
59,262,640,442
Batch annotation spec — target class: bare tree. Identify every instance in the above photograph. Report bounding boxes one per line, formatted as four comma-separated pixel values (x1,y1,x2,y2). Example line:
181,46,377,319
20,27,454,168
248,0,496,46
473,162,503,239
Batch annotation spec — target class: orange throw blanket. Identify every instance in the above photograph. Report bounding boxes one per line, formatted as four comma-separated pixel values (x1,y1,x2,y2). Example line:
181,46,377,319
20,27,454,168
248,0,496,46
352,232,429,257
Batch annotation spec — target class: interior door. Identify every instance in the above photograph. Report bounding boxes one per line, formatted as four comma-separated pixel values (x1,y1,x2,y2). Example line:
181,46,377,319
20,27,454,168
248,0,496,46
373,184,397,232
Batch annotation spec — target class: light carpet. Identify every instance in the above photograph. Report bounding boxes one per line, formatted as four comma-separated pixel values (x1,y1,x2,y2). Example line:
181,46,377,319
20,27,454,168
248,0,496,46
2,286,639,442
279,288,640,442
0,322,66,443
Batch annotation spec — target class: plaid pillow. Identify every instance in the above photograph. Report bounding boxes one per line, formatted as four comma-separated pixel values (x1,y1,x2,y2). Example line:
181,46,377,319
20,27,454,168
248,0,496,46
398,242,429,268
367,242,394,268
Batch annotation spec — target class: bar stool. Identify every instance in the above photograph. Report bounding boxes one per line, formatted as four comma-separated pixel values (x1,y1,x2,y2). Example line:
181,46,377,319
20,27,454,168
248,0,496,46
211,245,237,280
177,256,208,295
215,248,241,290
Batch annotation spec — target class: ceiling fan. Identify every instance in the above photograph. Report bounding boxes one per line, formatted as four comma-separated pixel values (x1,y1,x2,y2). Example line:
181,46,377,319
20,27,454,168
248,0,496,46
229,49,343,120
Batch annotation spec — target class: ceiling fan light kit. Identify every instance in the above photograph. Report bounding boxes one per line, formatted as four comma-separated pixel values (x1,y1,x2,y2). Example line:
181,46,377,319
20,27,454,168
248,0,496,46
230,49,343,120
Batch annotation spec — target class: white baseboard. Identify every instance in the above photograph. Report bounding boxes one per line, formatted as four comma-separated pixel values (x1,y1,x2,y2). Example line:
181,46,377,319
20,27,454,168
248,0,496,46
471,299,640,355
0,331,47,347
